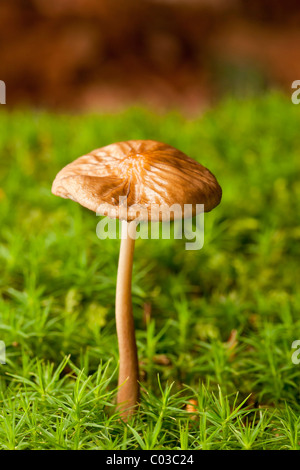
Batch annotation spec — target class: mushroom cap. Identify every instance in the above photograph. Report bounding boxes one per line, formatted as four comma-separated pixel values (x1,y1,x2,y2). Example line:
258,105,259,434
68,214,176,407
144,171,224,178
52,140,222,221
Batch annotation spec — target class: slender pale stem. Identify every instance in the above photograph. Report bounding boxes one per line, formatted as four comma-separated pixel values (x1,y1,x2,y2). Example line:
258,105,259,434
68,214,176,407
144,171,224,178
115,220,139,418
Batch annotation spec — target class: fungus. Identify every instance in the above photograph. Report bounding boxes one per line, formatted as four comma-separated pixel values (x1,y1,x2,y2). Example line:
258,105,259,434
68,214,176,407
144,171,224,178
52,139,222,419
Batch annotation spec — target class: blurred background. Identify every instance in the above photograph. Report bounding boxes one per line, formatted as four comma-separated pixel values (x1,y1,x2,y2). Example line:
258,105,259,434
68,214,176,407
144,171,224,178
1,0,300,115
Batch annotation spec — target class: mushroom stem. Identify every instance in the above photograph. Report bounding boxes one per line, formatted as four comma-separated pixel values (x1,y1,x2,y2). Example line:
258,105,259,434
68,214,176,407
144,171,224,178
115,220,139,419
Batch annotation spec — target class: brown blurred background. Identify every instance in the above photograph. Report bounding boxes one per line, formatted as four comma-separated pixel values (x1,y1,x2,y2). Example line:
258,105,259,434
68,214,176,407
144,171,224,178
1,0,300,114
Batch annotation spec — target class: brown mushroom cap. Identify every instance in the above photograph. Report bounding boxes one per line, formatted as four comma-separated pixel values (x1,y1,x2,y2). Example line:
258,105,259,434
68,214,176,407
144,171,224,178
52,140,222,221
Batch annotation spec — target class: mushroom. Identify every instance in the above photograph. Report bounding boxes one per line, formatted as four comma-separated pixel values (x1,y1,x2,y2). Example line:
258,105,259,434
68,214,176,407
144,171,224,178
52,140,222,419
